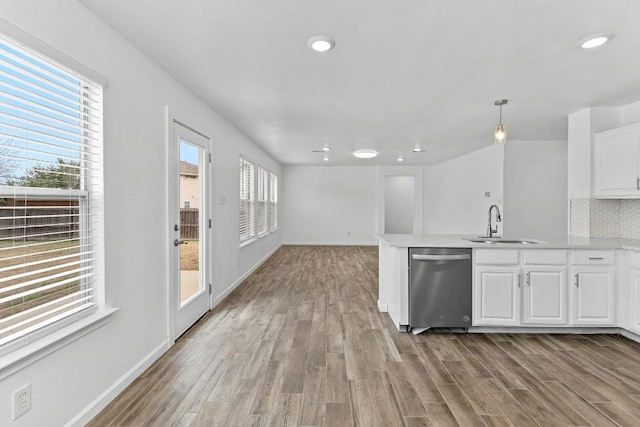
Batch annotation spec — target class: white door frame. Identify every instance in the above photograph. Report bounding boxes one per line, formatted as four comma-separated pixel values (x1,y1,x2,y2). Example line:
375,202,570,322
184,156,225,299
166,108,212,343
376,166,424,235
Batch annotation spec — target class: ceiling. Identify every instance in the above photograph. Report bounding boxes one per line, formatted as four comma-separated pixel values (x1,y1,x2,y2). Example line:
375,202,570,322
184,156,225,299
79,0,640,166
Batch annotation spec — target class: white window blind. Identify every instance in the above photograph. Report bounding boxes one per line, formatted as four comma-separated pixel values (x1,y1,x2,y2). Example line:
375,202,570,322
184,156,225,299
239,157,255,244
0,35,103,349
256,166,268,236
269,172,277,230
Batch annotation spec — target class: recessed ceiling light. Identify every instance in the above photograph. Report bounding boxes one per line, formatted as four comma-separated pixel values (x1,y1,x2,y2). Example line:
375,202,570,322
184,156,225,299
578,33,613,49
308,36,335,53
397,156,404,162
353,149,378,159
323,155,330,161
412,148,426,153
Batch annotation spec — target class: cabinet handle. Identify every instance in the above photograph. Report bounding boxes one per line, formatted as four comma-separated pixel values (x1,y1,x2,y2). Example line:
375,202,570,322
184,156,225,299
588,257,604,260
526,271,530,286
516,273,521,288
574,274,579,287
637,177,640,191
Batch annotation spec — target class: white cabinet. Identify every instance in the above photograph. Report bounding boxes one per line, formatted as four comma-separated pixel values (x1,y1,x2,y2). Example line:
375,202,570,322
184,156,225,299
522,267,567,325
473,249,570,327
473,249,618,328
474,267,520,326
569,263,616,326
630,268,640,334
377,241,409,330
628,252,640,334
593,124,640,198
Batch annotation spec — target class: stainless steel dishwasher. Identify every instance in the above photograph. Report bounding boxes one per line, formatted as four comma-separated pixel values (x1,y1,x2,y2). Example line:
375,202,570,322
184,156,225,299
409,247,472,331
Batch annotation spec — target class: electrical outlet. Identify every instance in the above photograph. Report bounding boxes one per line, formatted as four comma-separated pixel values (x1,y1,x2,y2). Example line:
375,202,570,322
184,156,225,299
12,383,31,420
484,192,491,197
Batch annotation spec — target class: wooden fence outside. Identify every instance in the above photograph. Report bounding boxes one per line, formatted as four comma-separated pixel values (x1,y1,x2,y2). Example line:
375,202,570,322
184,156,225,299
0,206,199,240
180,208,199,240
0,206,80,240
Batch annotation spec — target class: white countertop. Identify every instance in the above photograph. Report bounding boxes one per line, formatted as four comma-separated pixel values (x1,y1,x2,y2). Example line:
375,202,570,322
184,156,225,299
376,234,640,252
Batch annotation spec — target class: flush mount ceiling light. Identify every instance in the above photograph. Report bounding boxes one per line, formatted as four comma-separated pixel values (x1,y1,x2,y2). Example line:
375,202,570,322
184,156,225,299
308,36,335,52
494,99,508,144
397,156,404,162
353,149,378,159
578,33,613,49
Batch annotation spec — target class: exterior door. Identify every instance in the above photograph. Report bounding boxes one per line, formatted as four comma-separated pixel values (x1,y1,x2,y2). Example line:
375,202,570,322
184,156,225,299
170,121,211,340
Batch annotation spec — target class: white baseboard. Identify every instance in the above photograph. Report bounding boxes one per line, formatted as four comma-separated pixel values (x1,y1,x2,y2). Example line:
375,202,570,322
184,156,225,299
377,300,388,312
212,244,282,308
282,241,377,246
468,326,620,335
620,328,640,344
66,340,169,427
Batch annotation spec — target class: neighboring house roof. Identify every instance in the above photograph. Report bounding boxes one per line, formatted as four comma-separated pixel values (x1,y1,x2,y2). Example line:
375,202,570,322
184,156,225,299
179,160,198,177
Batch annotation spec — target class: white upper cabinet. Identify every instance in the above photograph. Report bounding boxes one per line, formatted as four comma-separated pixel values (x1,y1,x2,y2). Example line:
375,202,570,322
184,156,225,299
593,124,640,198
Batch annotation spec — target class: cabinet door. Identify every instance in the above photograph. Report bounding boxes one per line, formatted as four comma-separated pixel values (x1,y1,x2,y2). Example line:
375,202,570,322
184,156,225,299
630,267,640,334
570,266,616,325
522,267,567,325
593,127,640,198
474,267,520,326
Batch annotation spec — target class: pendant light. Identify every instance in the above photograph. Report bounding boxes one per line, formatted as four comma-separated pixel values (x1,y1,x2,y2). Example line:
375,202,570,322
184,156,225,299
494,99,508,144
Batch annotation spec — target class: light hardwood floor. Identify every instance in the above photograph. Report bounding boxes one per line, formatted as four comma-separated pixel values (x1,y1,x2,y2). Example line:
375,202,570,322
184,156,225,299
89,245,640,426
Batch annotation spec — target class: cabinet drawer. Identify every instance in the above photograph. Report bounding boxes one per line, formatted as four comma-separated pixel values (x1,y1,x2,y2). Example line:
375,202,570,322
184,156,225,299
475,249,519,265
630,251,640,268
570,250,614,265
522,250,567,265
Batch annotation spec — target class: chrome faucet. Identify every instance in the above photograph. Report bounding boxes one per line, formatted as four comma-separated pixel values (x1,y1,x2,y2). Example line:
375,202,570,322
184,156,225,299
487,204,502,238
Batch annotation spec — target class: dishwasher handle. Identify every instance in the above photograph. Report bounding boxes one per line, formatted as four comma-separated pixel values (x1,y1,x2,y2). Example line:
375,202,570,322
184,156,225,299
411,254,471,261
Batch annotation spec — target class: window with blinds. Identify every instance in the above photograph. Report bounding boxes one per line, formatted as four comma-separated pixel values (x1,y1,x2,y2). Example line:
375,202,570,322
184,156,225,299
256,166,268,236
269,172,277,230
239,157,255,244
0,35,103,350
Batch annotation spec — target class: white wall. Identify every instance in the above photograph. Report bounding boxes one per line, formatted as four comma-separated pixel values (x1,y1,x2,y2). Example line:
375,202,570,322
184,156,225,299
0,2,280,426
423,145,504,235
282,166,377,244
503,140,568,237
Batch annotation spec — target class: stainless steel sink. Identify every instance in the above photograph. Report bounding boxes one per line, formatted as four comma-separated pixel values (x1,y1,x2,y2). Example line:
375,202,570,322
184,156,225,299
464,238,539,245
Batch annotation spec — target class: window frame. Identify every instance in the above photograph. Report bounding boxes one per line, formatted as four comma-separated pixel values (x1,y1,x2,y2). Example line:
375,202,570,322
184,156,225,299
238,157,279,248
0,28,110,366
269,172,278,231
256,165,269,237
239,156,256,247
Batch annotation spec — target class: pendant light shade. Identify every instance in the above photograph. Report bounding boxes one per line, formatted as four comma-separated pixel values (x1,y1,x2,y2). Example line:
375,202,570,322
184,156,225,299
494,99,508,144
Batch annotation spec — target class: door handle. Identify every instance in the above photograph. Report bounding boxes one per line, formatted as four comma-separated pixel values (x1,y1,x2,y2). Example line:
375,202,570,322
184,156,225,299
174,239,188,247
411,254,471,261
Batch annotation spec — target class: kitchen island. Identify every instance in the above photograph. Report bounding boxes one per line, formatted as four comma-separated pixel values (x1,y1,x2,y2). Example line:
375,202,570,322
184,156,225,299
377,234,640,342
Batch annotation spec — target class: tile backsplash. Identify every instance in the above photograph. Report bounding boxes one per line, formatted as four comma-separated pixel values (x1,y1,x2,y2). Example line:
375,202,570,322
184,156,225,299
570,198,640,239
